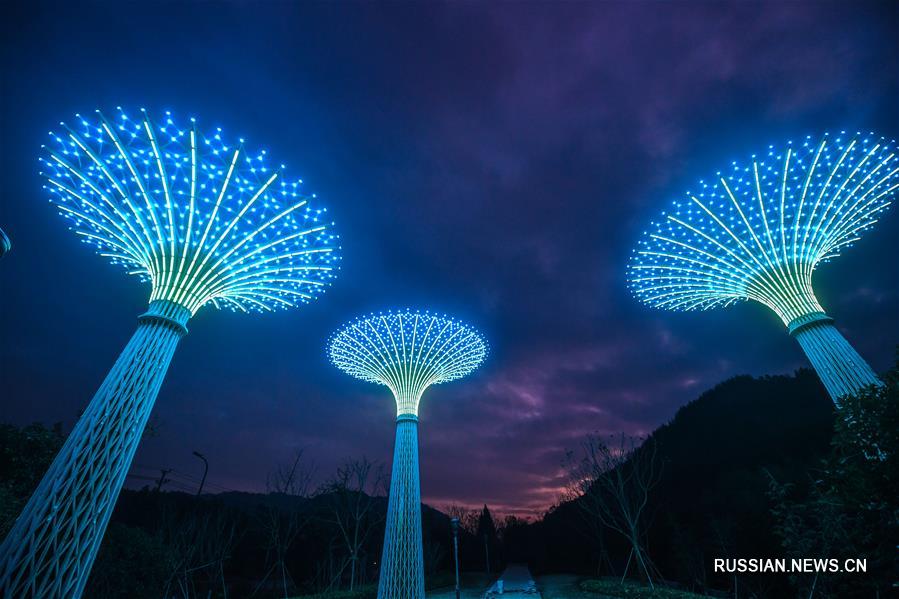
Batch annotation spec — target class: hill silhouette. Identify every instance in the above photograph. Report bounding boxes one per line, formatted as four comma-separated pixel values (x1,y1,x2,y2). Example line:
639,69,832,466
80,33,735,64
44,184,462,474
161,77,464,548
0,368,856,598
505,368,834,595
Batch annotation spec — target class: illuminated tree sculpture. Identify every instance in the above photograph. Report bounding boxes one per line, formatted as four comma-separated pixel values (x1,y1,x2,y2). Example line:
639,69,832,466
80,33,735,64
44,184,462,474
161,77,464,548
0,108,340,598
328,310,487,599
628,132,898,403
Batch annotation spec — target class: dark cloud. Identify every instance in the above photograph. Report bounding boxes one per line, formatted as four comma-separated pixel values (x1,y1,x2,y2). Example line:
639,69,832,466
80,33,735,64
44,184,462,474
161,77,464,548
1,1,896,517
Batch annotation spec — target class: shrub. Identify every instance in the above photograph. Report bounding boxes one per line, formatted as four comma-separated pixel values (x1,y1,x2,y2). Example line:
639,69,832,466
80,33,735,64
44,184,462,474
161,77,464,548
580,578,708,598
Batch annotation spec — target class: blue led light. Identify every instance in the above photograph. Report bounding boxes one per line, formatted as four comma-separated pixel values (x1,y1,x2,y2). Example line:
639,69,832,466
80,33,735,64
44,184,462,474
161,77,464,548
1,108,343,598
329,309,488,416
328,309,487,599
627,133,898,325
41,107,341,314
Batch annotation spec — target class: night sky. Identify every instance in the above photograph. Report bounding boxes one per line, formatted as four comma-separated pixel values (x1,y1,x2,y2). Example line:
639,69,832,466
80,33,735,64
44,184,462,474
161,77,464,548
1,1,897,518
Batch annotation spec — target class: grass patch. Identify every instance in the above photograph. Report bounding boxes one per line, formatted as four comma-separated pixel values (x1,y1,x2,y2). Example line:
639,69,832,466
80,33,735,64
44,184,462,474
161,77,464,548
427,571,494,591
580,579,708,598
426,572,457,590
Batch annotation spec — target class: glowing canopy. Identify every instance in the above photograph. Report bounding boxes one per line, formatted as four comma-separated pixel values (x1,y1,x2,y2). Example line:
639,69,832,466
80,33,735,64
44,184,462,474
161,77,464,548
41,107,340,314
628,132,898,326
328,309,488,416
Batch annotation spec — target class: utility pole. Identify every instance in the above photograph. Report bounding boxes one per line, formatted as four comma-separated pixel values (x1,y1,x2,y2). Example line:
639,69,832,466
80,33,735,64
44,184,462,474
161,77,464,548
451,518,461,599
155,469,172,492
192,451,208,496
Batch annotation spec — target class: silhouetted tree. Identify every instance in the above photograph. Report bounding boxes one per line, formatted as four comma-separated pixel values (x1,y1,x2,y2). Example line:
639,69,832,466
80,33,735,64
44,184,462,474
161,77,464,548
254,449,315,598
85,523,169,598
476,505,497,574
0,422,64,539
562,446,617,577
194,507,240,598
318,457,386,591
564,434,662,588
444,503,478,534
769,359,898,597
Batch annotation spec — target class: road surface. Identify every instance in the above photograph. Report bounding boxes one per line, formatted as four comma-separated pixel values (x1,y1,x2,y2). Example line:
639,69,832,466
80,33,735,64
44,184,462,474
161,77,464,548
485,564,540,598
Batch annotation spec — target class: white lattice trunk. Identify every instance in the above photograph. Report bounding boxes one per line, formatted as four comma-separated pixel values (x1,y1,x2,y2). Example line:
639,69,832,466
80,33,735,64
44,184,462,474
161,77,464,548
377,415,425,599
789,312,881,405
0,300,190,598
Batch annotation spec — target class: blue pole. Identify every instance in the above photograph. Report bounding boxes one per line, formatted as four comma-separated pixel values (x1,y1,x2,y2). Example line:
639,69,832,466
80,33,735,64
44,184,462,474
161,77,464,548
788,312,882,404
377,414,425,599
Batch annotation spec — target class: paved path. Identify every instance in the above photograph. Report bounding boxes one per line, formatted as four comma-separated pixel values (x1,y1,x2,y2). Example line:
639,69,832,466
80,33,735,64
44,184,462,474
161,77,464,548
426,573,494,599
427,565,542,599
486,564,540,597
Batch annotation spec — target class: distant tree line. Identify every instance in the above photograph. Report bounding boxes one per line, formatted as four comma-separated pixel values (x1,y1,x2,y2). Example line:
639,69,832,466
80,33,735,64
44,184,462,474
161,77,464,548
0,425,515,598
3,358,895,598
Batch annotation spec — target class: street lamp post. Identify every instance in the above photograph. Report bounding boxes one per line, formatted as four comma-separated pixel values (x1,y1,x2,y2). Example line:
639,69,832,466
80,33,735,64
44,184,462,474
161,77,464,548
193,451,208,496
451,518,461,599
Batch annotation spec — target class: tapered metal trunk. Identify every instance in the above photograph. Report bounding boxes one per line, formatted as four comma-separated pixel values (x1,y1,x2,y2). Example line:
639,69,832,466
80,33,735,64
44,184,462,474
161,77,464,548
0,300,190,598
789,312,881,405
377,415,425,599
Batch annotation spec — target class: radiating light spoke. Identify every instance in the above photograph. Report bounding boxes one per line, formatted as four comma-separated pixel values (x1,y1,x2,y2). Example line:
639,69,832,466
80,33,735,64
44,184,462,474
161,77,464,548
329,310,488,417
43,108,341,314
628,133,897,326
